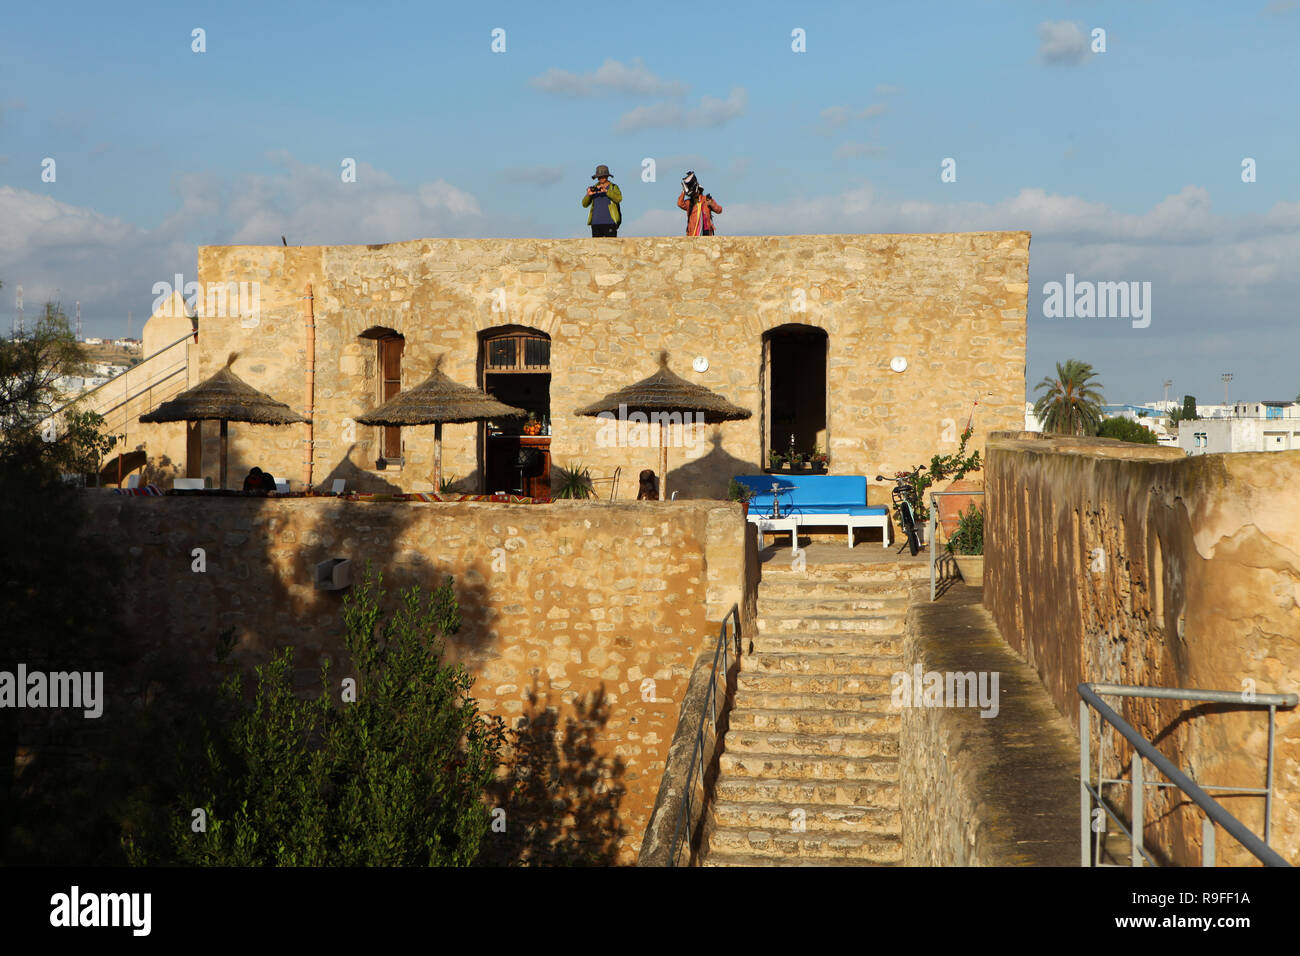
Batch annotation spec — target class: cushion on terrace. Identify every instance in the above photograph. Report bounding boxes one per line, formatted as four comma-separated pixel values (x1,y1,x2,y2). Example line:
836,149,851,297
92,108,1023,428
736,475,886,515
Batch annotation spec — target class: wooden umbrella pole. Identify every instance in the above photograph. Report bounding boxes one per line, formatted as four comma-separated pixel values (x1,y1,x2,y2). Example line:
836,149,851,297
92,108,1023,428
220,419,228,490
659,421,667,500
434,421,443,493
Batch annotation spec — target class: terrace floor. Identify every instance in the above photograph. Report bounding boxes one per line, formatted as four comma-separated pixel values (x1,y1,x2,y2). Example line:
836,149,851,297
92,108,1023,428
757,537,934,570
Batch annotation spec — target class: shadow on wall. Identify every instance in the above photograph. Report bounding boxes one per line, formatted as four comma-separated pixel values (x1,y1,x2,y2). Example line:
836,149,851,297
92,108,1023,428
479,680,628,866
667,429,759,500
317,444,404,495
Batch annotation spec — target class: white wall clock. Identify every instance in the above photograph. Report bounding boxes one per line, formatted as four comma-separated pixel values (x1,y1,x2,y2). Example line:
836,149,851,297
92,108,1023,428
693,356,709,373
890,356,908,373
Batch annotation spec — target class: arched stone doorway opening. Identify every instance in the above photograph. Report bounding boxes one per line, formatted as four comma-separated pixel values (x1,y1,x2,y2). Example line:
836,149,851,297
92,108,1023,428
762,324,828,469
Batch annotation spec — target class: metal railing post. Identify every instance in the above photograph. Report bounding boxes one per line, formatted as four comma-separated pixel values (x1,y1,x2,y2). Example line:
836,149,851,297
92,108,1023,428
1080,701,1091,867
1079,683,1295,867
1267,704,1277,846
1131,753,1144,867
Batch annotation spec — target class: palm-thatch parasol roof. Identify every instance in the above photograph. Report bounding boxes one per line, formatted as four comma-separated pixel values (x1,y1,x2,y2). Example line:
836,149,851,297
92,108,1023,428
139,352,306,489
574,350,751,423
354,354,527,491
354,355,526,426
575,351,751,500
140,353,307,426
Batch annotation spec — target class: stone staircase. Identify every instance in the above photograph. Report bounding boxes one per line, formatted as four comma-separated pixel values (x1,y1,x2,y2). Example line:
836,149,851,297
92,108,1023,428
702,562,923,866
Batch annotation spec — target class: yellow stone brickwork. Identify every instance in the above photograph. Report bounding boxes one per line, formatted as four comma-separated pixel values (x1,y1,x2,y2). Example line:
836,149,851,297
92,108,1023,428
193,233,1030,499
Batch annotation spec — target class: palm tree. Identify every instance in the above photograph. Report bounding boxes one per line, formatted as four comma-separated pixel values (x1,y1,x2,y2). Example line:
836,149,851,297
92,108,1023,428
1033,360,1105,436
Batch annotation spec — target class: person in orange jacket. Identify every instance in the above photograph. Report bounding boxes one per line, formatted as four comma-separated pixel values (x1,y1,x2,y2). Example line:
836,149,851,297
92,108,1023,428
677,171,721,235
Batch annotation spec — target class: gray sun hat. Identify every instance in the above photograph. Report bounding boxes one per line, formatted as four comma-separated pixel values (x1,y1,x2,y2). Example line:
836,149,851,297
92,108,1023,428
591,164,612,179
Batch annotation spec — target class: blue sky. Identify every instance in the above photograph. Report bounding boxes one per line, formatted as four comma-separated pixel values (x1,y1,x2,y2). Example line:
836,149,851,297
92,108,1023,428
2,0,1298,404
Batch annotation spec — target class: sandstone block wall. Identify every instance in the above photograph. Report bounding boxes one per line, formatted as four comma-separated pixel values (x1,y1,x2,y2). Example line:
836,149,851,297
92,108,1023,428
985,433,1300,865
85,496,754,864
902,584,1078,866
192,233,1029,500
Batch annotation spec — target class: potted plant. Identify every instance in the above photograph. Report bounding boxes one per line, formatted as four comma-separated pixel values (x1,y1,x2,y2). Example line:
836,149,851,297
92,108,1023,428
727,477,754,516
553,463,595,499
929,422,984,539
811,446,828,474
946,503,984,586
768,449,786,472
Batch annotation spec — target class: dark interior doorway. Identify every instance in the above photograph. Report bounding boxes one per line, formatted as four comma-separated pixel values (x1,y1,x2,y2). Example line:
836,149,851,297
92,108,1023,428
479,327,552,495
764,324,828,465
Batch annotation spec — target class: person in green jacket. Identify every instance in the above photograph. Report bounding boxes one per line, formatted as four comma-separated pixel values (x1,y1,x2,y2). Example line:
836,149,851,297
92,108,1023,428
582,164,622,237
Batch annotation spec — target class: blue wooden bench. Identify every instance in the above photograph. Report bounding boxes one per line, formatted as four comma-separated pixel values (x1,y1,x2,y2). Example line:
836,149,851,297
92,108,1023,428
735,475,891,549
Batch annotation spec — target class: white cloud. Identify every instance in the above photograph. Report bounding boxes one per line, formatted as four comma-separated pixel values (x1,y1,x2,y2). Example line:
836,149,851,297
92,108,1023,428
1038,20,1090,65
832,142,886,159
501,165,566,187
616,87,747,132
0,156,525,338
819,103,887,134
530,58,687,97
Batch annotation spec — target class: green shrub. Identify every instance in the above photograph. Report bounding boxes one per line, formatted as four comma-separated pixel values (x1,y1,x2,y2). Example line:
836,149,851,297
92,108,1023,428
128,566,505,866
1096,416,1158,444
946,504,984,556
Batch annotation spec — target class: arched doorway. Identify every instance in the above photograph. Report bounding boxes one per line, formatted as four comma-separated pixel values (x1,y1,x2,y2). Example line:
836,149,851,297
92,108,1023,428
478,326,551,495
762,324,828,469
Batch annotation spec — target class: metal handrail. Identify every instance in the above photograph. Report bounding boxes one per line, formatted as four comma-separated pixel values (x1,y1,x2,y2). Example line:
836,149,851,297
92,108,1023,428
1078,682,1297,867
50,329,195,417
87,363,187,420
929,489,983,600
668,604,741,866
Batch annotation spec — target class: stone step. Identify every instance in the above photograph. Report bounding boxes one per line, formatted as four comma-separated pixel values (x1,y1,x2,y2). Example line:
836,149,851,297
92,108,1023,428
717,750,898,782
726,728,899,758
736,672,895,697
757,613,904,634
754,631,906,656
739,690,899,712
711,801,901,834
706,827,903,863
756,595,910,615
702,852,892,867
760,565,927,587
728,707,900,735
715,776,900,807
748,653,900,677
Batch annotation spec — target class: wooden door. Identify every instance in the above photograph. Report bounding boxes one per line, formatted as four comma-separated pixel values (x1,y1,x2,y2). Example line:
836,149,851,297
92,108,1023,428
379,336,404,461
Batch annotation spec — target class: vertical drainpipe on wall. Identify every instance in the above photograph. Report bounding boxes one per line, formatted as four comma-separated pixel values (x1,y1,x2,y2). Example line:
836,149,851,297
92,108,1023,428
304,282,315,489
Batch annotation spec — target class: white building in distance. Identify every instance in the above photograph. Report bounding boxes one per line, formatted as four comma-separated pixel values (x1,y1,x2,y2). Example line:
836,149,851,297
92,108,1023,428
1181,402,1300,454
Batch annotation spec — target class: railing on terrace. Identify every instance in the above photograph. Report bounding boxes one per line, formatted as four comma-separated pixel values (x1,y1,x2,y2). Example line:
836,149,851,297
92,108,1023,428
1078,682,1298,867
50,329,195,421
928,489,983,601
46,330,195,467
668,604,741,867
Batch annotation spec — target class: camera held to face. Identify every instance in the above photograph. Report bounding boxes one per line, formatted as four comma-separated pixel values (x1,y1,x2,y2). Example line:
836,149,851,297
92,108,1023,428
681,171,702,198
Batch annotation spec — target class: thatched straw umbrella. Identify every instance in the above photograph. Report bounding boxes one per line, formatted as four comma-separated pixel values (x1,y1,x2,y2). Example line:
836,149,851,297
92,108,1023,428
139,352,306,490
354,354,526,492
574,351,751,500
